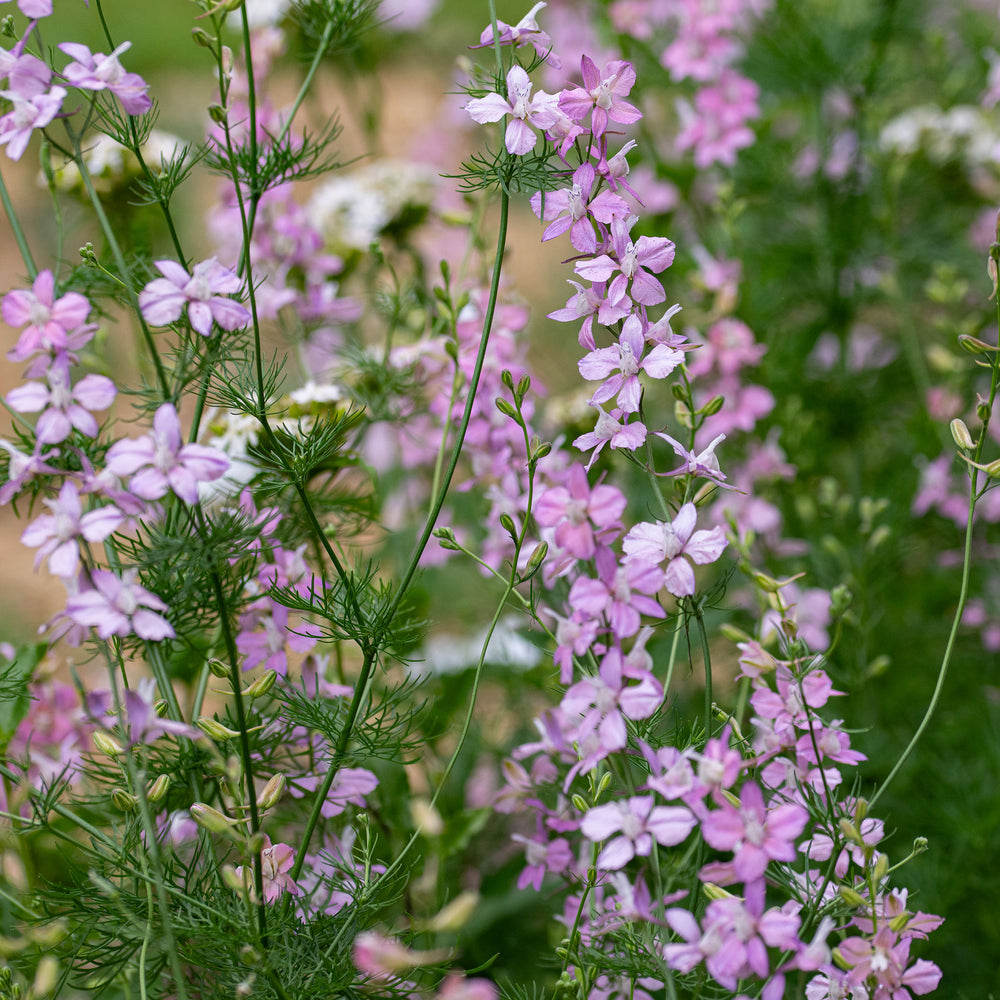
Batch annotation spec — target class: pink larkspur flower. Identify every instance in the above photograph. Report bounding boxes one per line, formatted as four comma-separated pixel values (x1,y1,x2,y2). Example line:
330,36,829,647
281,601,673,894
4,270,93,362
59,41,152,115
464,64,560,156
234,836,302,903
622,503,728,597
65,567,174,641
139,258,250,336
104,402,230,505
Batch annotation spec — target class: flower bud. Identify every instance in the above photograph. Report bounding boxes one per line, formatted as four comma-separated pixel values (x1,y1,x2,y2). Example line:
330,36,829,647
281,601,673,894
191,27,215,47
111,789,138,812
520,541,548,581
146,774,170,804
432,527,460,551
257,773,286,811
838,817,863,845
951,418,974,450
240,944,262,966
208,104,227,125
529,437,552,462
411,797,444,837
515,374,531,400
92,732,123,758
837,886,867,908
889,910,913,934
495,396,519,420
570,794,589,814
702,883,733,901
196,717,242,740
244,669,278,699
423,891,479,933
595,771,612,799
499,512,517,539
190,802,241,834
700,394,725,417
871,852,889,883
957,333,998,355
32,957,58,996
208,658,231,679
221,863,248,894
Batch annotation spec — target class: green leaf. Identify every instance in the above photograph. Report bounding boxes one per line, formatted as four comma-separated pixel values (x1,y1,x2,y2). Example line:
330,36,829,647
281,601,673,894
0,643,46,748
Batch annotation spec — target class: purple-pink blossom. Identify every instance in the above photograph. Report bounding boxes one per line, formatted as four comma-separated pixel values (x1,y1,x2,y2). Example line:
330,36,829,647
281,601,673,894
622,503,728,597
104,402,230,505
581,795,696,868
65,568,174,641
234,835,302,903
139,258,250,337
558,55,642,138
4,270,94,363
59,42,152,115
464,64,560,156
6,353,115,445
20,479,122,578
700,780,808,882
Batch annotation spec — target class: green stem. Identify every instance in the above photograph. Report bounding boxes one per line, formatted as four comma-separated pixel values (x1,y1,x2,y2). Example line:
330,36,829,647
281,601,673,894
0,168,38,278
870,298,1000,807
74,138,171,399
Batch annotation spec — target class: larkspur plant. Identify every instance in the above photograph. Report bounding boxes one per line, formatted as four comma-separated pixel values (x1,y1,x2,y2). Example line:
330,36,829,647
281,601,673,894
0,0,998,998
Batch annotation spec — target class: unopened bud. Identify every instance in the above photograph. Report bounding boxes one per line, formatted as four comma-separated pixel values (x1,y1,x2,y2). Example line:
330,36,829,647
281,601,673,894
520,541,548,581
838,886,867,908
570,794,589,814
432,527,460,550
529,437,552,462
951,418,974,450
853,798,869,824
958,334,998,355
501,369,515,391
208,658,231,678
146,774,170,804
969,456,1000,479
495,396,518,420
700,394,725,417
912,836,928,855
208,104,227,125
871,852,889,882
221,45,233,77
595,770,612,799
977,400,992,422
831,946,851,972
2,853,27,893
752,571,783,593
423,890,479,932
32,957,58,996
720,622,751,643
221,863,248,893
92,732,123,758
411,798,444,837
191,27,215,48
702,882,734,901
257,773,286,811
516,374,531,399
499,512,517,539
889,910,913,934
244,669,277,699
838,817,863,845
0,16,14,38
190,802,240,834
111,789,138,812
196,717,242,740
